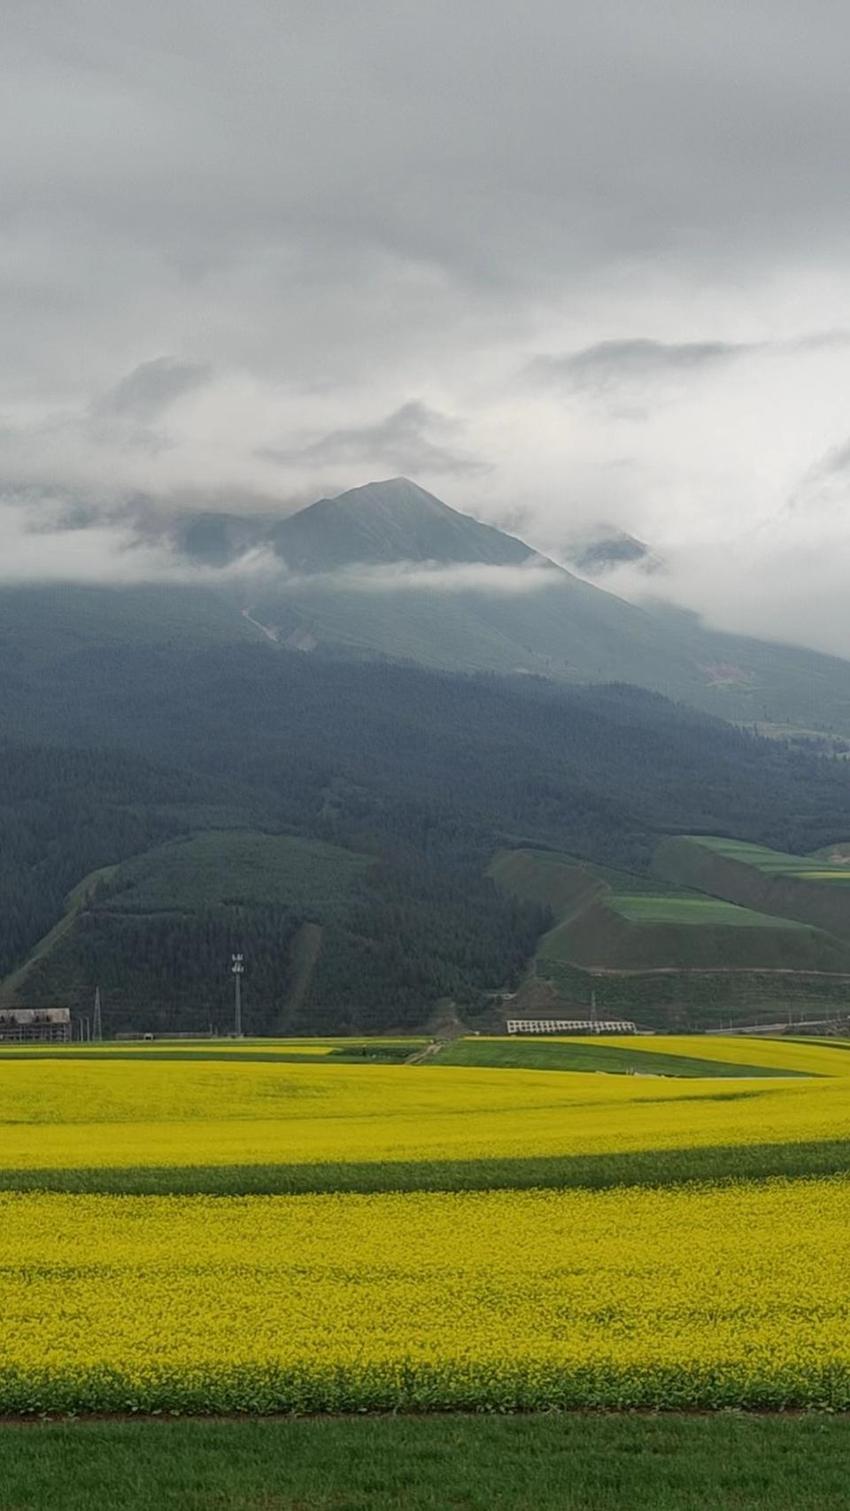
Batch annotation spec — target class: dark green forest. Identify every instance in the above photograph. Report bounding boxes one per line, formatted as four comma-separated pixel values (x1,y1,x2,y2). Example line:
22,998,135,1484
3,632,850,1032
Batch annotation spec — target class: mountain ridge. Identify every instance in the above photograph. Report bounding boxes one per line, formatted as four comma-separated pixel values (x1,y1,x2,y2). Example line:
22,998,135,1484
269,477,540,572
7,476,850,737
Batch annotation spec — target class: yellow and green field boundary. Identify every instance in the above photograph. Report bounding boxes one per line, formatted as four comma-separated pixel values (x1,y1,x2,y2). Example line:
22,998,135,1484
1,1034,849,1417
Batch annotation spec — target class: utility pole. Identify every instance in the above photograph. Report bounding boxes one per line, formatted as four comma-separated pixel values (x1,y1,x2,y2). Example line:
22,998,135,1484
590,988,598,1033
92,986,103,1042
231,953,245,1037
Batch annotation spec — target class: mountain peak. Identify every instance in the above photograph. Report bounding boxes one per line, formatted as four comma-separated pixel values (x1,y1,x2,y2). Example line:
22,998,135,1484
332,476,434,503
272,477,539,573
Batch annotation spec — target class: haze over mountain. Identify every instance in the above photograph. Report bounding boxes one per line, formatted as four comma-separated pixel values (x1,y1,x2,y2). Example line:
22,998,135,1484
561,527,661,579
3,475,848,739
127,475,850,738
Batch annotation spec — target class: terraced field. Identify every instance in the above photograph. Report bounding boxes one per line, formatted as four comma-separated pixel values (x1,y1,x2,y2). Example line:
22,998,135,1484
492,844,850,1027
671,836,850,881
655,835,850,942
608,894,805,926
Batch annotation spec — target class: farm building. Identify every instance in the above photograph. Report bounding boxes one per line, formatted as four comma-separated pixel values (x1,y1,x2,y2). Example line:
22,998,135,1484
0,1008,71,1043
505,1017,636,1036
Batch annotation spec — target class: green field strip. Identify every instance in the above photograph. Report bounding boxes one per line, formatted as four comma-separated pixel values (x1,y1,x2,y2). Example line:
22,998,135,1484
0,1414,848,1511
435,1039,810,1077
674,836,850,878
2,1139,848,1195
607,894,807,927
783,1037,850,1049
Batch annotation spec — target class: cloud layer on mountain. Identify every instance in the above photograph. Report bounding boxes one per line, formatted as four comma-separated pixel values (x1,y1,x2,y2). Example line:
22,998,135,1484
5,2,850,651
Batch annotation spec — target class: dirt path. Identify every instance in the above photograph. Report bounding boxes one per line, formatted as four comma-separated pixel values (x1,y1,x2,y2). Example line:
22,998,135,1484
405,1041,446,1065
584,965,850,978
241,607,279,643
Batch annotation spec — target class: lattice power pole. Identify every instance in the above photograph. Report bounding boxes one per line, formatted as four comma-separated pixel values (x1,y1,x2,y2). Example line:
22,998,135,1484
231,953,245,1037
92,986,103,1042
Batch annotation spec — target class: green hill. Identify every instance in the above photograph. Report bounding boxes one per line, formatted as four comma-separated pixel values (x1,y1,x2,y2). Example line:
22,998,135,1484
5,591,850,1034
6,831,374,1036
654,836,850,941
493,847,849,974
490,846,850,1030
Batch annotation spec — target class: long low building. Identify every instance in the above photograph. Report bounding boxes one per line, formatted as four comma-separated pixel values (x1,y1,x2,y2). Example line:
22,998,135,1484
505,1017,637,1036
0,1008,71,1043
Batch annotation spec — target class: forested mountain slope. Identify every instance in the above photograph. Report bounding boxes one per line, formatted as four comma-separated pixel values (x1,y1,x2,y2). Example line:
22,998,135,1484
3,625,850,1031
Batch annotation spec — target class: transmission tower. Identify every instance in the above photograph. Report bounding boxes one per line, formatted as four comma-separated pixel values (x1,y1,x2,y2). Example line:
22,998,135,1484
231,953,245,1037
92,986,103,1042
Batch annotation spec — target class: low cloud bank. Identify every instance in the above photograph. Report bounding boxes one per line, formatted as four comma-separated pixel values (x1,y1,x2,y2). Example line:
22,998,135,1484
6,326,850,663
0,493,560,598
0,497,280,587
279,558,560,596
603,529,850,662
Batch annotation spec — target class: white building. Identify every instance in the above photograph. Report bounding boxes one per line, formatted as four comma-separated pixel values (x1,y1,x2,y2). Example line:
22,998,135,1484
505,1017,636,1036
0,1008,71,1043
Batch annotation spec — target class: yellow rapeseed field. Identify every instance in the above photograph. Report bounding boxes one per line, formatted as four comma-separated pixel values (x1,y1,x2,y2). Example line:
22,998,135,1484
0,1042,848,1172
1,1179,848,1410
1,1037,849,1413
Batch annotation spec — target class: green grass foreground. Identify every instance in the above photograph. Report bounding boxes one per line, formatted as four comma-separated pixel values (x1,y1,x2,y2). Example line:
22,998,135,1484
2,1138,850,1196
0,1414,849,1510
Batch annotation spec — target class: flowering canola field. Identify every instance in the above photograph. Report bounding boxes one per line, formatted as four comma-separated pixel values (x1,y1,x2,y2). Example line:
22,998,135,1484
2,1036,850,1179
1,1035,849,1411
2,1178,850,1411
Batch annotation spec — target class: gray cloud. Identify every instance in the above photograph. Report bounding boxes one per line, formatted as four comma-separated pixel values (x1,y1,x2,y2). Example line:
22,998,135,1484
2,4,850,651
94,357,212,421
0,494,279,585
528,339,755,390
528,331,850,391
261,402,483,477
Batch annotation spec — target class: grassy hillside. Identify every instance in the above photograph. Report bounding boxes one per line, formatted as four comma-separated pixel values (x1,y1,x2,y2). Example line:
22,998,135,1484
488,849,605,919
8,831,374,1034
540,957,850,1033
491,846,850,1029
492,847,849,973
6,609,850,1034
655,835,850,940
99,830,371,914
548,896,848,973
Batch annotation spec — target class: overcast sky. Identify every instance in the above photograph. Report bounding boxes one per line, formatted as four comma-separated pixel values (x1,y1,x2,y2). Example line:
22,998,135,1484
5,1,850,653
